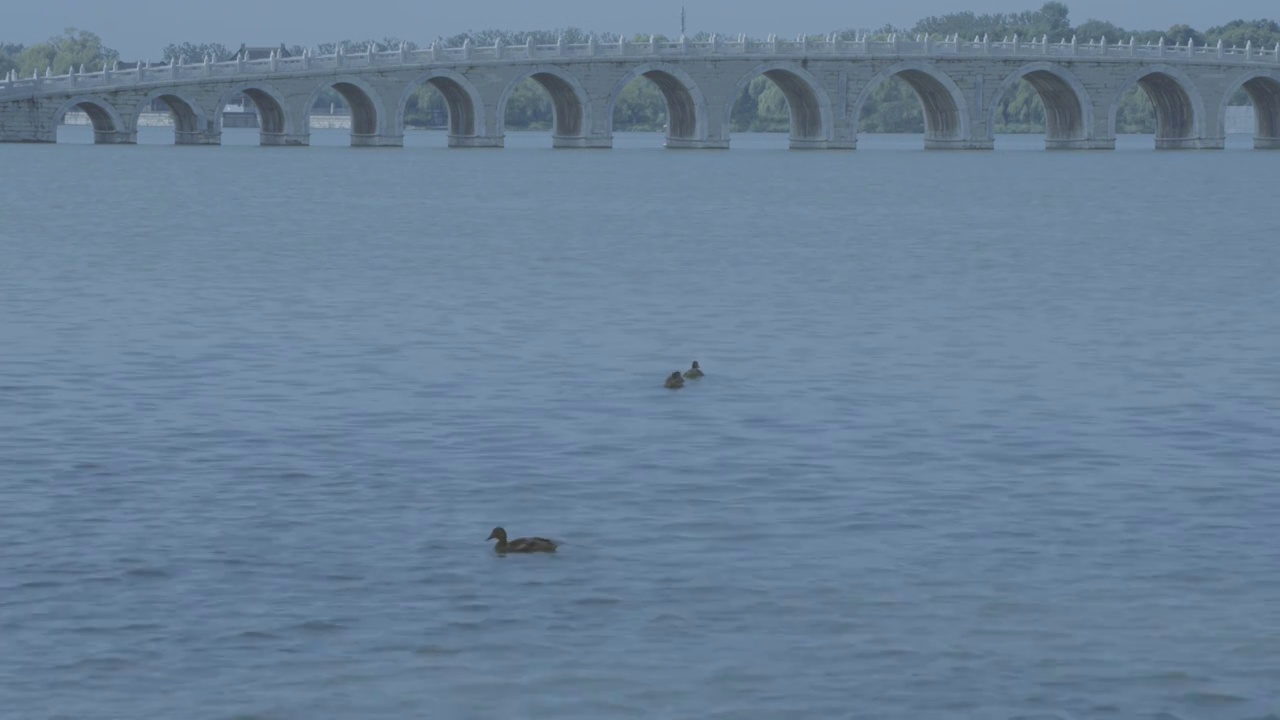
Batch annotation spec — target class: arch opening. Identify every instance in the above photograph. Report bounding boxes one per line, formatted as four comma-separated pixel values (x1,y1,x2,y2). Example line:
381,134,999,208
855,76,925,138
401,75,477,138
1135,72,1195,141
1239,76,1280,144
238,88,286,135
1023,71,1084,141
55,99,120,144
609,64,708,148
327,82,378,137
854,66,969,149
992,80,1048,135
402,83,450,137
147,94,205,144
499,72,585,141
643,70,698,140
611,75,670,140
728,66,829,148
897,69,962,140
988,65,1092,149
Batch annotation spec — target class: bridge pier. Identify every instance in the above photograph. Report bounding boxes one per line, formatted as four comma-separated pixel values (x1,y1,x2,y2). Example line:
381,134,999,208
552,134,612,149
789,138,857,150
175,129,221,145
92,129,137,144
1046,138,1116,150
664,137,730,150
1155,136,1225,150
448,135,504,148
351,132,403,147
259,131,309,146
924,137,995,150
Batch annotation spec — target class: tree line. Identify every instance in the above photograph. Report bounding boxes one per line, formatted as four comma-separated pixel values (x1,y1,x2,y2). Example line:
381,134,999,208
5,6,1279,134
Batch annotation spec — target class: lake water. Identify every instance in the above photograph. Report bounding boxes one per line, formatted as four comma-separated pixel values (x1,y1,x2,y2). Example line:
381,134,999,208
1,127,1278,720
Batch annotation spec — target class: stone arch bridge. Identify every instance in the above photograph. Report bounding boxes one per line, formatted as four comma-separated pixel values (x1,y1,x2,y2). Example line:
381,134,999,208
2,34,1279,150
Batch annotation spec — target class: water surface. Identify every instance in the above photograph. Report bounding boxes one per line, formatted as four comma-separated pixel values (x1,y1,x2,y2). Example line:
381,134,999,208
1,127,1278,719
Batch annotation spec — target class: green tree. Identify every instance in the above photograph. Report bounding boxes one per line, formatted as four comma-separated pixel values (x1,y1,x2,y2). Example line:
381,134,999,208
1165,24,1204,46
161,42,229,64
16,28,117,76
1204,19,1280,48
613,76,668,131
0,42,23,77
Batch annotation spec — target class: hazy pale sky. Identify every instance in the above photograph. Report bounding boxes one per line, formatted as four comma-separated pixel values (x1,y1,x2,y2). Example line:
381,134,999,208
7,0,1276,59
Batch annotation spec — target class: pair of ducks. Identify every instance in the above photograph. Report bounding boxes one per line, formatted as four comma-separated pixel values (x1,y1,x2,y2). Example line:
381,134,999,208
665,361,704,389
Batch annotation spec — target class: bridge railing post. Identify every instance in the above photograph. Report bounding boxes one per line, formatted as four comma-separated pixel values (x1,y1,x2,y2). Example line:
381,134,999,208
557,35,566,57
982,34,990,54
1100,36,1107,56
493,37,503,60
462,39,471,60
1131,37,1137,57
1246,40,1253,61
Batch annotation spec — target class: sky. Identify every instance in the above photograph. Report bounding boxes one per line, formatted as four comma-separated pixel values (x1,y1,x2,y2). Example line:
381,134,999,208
5,0,1277,59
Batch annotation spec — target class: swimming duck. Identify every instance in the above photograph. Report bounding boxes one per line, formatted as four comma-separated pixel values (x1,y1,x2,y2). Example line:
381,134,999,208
487,527,558,553
683,361,704,379
665,372,685,389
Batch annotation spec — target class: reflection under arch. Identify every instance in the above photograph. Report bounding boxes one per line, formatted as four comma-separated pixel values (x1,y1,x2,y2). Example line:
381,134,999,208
53,95,129,144
987,62,1095,149
852,61,972,149
725,62,838,149
608,63,710,148
1219,70,1280,149
396,69,487,147
1110,64,1209,149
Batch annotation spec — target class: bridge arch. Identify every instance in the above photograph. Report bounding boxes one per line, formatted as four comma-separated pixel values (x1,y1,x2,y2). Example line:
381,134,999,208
133,89,208,144
1219,69,1280,148
53,95,126,143
1110,64,1205,147
396,69,485,141
305,75,385,143
496,65,590,142
853,62,970,147
988,62,1092,147
607,63,708,144
726,62,834,147
215,82,294,140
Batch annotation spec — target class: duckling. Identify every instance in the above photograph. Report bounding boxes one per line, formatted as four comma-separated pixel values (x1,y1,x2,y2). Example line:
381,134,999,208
665,371,685,389
683,361,704,379
487,527,557,553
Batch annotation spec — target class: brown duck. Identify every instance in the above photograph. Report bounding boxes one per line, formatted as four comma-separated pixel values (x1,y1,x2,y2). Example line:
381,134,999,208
683,361,704,379
487,527,558,553
665,372,685,389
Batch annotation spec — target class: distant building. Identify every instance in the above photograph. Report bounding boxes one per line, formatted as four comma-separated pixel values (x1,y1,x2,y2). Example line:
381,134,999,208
233,44,292,60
